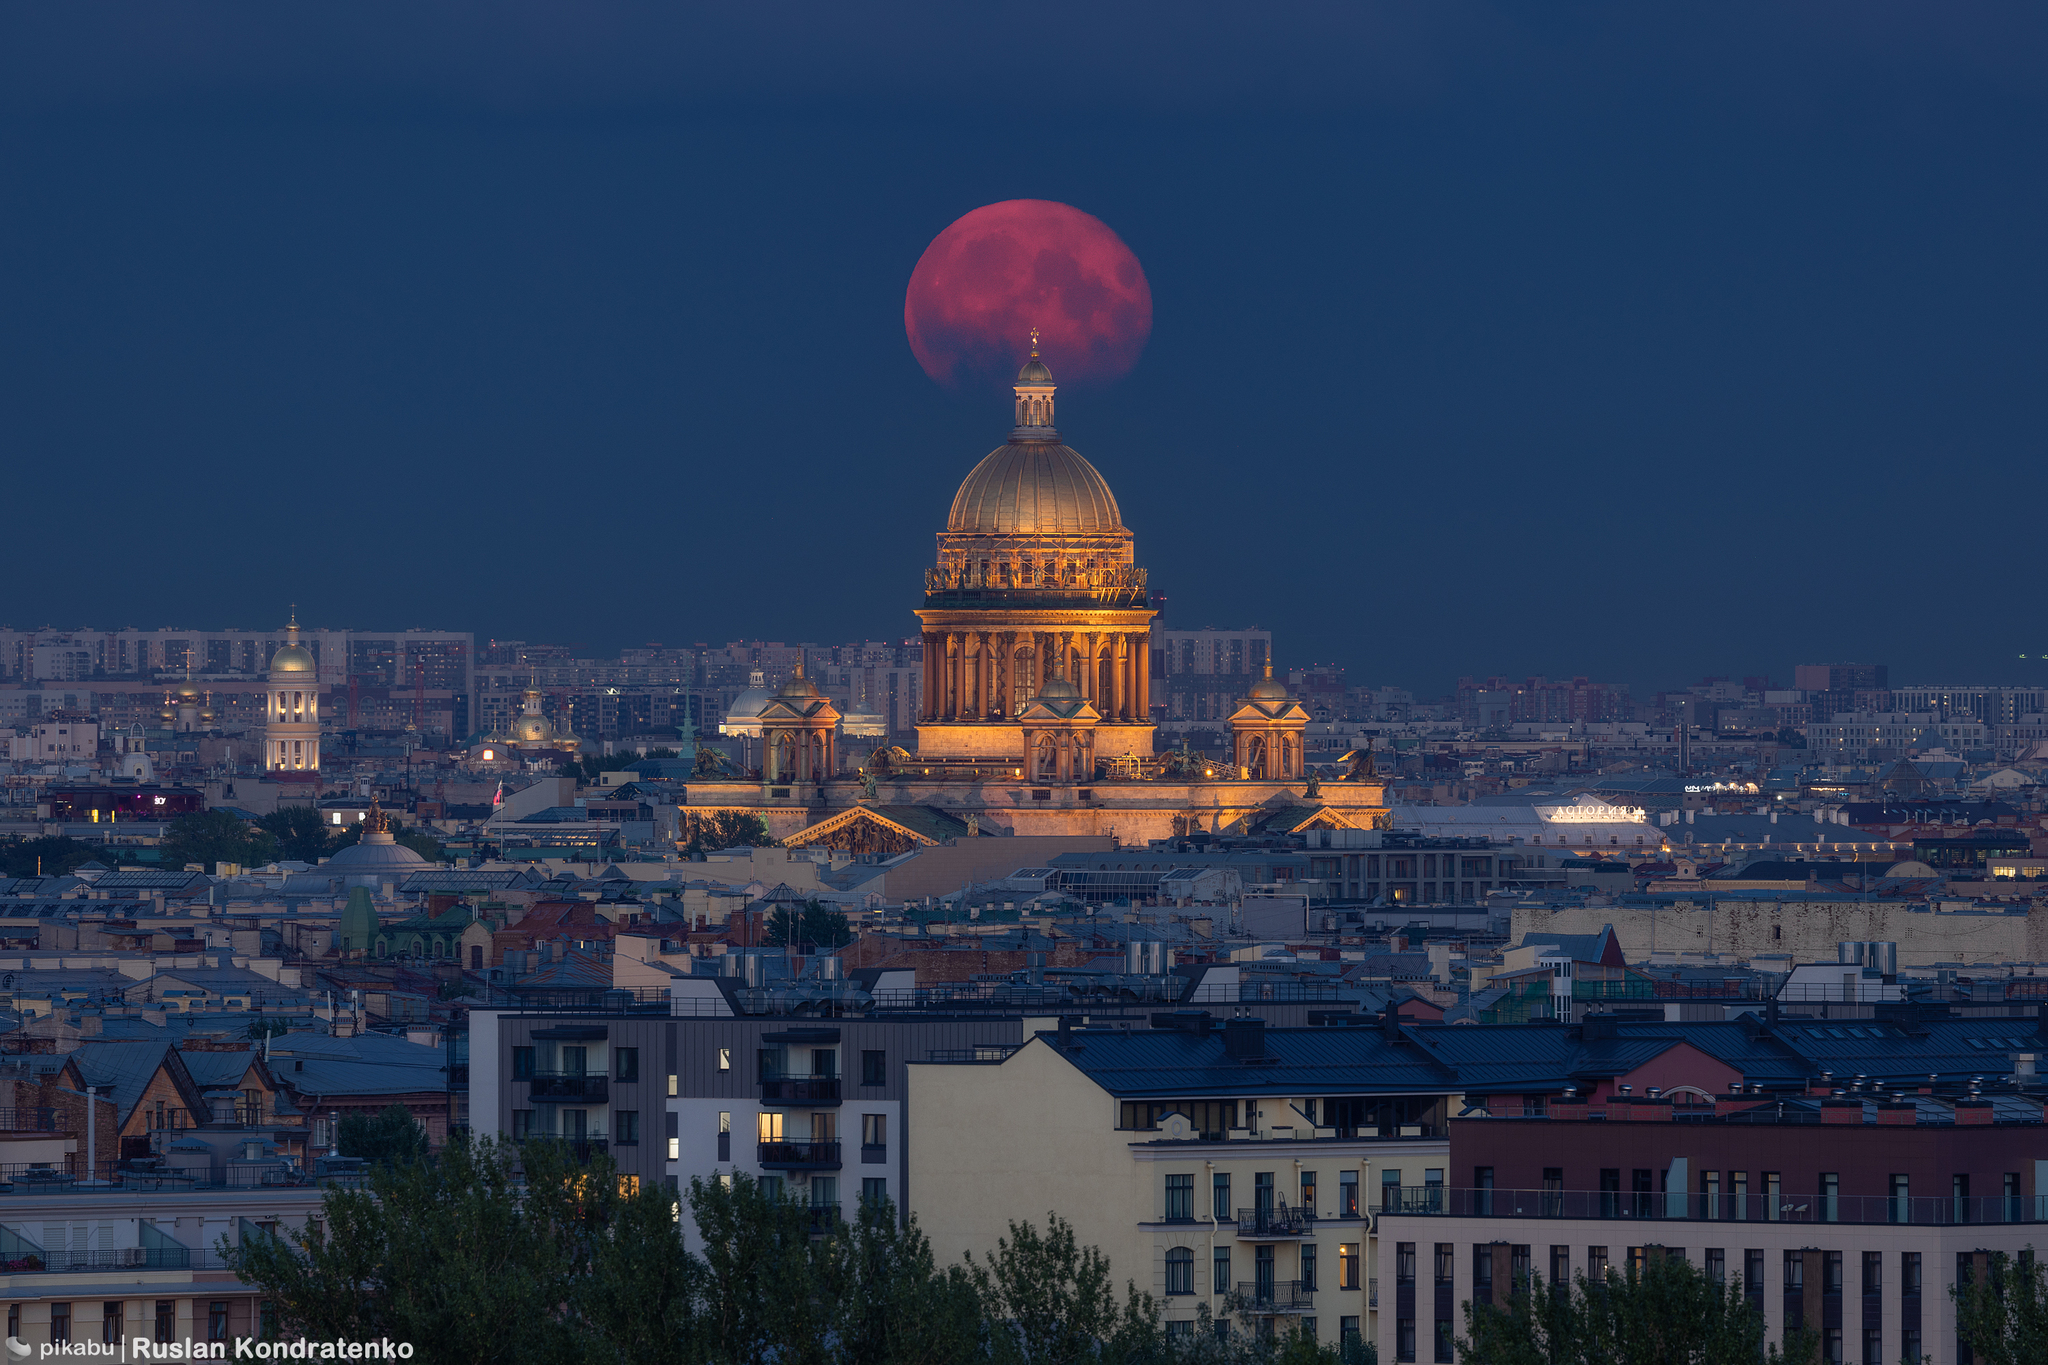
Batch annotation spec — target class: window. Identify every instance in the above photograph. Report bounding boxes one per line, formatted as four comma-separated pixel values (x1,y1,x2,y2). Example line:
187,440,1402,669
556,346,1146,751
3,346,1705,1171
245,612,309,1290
668,1073,679,1096
1396,1243,1415,1286
1301,1242,1317,1291
1825,1251,1843,1294
51,1304,70,1344
208,1303,228,1341
1862,1251,1881,1294
758,1111,783,1142
512,1046,534,1079
1550,1246,1570,1289
1862,1327,1881,1365
1300,1169,1317,1214
1165,1174,1194,1221
1784,1252,1804,1291
1821,1172,1839,1222
1588,1247,1608,1284
102,1303,122,1345
614,1048,639,1082
512,1110,533,1140
1746,1250,1765,1301
1340,1170,1359,1217
861,1113,886,1149
1435,1320,1454,1364
7,1305,15,1341
1901,1330,1920,1364
1340,1318,1360,1350
1214,1172,1231,1220
1382,1168,1403,1212
155,1302,174,1345
1214,1246,1231,1295
1823,1327,1842,1364
717,1048,730,1073
1902,1252,1921,1297
1165,1247,1194,1295
862,1050,887,1085
1340,1243,1360,1290
1706,1249,1725,1284
862,1177,889,1209
1434,1244,1454,1286
1396,1317,1416,1363
615,1111,639,1144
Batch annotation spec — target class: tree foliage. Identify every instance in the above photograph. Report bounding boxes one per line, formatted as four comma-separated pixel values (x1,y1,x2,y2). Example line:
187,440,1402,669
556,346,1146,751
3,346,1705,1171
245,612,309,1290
160,810,277,870
257,804,334,863
1459,1253,1820,1365
1954,1250,2048,1365
225,1149,1365,1365
0,835,122,878
766,899,853,949
336,1104,431,1168
683,809,778,854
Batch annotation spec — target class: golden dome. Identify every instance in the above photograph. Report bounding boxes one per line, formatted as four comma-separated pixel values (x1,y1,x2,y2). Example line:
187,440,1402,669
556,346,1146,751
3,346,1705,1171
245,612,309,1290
1248,664,1289,701
270,613,315,674
173,681,201,701
947,441,1123,536
269,645,315,674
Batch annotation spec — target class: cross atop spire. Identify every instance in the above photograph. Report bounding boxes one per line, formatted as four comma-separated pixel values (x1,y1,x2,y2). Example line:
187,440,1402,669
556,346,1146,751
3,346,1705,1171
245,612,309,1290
1029,327,1040,356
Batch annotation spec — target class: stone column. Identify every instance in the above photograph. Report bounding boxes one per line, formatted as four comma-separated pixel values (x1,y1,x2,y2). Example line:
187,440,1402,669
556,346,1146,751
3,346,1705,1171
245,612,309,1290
1135,633,1151,724
921,634,936,721
1110,634,1126,722
948,633,962,721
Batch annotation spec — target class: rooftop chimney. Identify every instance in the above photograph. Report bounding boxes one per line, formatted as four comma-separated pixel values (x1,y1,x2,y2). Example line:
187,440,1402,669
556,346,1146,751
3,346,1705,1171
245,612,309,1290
1223,1017,1267,1061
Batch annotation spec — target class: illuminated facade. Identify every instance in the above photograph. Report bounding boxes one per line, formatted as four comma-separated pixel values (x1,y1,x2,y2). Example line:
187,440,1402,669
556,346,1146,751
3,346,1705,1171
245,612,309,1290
263,614,321,773
680,343,1392,848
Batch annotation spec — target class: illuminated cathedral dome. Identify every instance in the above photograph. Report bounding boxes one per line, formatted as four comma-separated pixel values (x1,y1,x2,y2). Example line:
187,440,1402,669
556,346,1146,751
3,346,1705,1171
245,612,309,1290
945,335,1124,538
947,443,1123,537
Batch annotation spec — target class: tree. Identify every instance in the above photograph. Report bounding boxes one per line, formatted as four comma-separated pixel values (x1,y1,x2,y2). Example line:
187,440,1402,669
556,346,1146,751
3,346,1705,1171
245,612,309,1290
226,1136,595,1365
967,1211,1162,1365
1459,1253,1821,1365
766,900,853,950
336,1104,429,1168
684,810,778,854
820,1194,985,1365
256,804,333,864
159,810,277,871
1775,728,1808,748
0,835,120,879
1954,1250,2048,1365
686,1172,831,1365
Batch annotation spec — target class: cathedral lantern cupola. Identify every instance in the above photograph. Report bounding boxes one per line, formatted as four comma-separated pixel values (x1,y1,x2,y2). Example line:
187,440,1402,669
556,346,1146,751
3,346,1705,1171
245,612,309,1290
1012,328,1058,435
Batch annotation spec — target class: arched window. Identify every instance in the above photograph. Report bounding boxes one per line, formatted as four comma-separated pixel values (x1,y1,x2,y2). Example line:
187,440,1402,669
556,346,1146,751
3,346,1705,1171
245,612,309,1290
1164,1247,1194,1296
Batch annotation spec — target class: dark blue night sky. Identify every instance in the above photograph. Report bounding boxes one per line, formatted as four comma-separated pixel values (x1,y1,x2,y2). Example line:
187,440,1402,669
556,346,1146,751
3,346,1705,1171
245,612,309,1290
2,3,2043,697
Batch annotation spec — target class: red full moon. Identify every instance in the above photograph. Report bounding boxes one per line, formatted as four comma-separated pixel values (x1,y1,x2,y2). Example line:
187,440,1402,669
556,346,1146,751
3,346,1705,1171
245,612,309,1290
905,200,1152,389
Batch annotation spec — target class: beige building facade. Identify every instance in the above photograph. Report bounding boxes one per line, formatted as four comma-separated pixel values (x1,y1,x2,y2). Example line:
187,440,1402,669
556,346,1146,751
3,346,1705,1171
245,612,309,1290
907,1026,1452,1349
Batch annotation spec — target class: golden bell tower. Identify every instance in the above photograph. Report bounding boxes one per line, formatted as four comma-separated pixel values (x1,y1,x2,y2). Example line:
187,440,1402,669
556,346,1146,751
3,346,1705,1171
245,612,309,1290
914,335,1156,769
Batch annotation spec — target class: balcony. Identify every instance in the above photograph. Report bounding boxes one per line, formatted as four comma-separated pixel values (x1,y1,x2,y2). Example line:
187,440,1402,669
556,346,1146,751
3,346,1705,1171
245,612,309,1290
1236,1206,1313,1238
527,1072,609,1103
758,1141,843,1171
1380,1185,2048,1226
1235,1280,1314,1313
759,1075,841,1106
0,1109,55,1133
